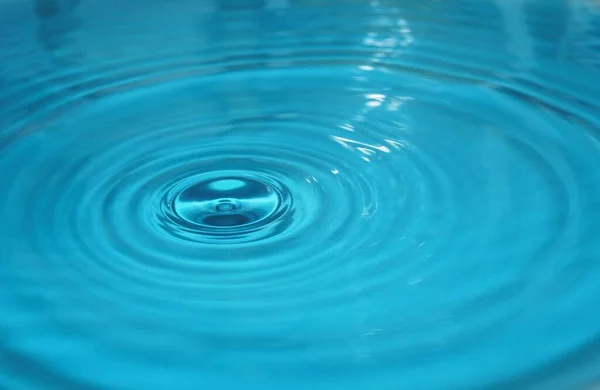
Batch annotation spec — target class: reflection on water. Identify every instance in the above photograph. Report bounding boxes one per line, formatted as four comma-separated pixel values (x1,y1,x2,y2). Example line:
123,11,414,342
20,0,600,74
563,1,600,68
34,0,81,63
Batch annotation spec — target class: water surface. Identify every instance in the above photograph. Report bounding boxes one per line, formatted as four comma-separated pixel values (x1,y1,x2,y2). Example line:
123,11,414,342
1,0,600,389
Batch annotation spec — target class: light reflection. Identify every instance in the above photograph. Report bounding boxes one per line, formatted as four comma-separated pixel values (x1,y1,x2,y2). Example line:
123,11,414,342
331,135,391,154
387,99,402,111
363,33,398,49
329,133,405,163
357,147,375,156
365,93,387,108
387,96,414,111
339,10,415,164
366,93,386,101
385,139,407,150
362,328,383,337
496,0,537,71
361,18,413,49
396,19,414,47
360,202,378,218
359,10,414,71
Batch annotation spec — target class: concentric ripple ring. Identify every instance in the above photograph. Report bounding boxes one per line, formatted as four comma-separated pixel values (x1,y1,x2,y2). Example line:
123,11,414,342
162,171,293,243
1,1,600,390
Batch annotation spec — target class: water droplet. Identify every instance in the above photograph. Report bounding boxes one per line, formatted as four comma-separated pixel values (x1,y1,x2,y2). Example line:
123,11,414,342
172,176,281,229
216,201,236,213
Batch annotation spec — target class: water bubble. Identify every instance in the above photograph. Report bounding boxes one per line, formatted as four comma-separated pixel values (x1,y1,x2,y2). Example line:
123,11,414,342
169,174,286,234
216,201,236,213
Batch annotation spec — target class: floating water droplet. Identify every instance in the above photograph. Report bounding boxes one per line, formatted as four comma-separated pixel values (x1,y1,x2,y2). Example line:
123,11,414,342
155,171,296,244
216,201,236,213
172,176,282,230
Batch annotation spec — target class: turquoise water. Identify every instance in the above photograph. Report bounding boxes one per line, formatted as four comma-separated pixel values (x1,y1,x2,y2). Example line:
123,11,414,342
1,0,600,389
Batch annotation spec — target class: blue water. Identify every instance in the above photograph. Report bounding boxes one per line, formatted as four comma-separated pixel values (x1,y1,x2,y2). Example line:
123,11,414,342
2,0,600,389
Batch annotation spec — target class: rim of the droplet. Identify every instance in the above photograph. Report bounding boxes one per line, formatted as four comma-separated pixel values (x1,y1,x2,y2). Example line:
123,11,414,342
172,179,278,229
160,170,293,237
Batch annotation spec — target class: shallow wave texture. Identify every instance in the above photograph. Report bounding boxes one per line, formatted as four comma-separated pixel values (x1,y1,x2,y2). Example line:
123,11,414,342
2,0,600,389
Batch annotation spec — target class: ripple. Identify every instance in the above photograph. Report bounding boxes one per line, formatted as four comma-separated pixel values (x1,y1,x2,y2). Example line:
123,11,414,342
161,171,292,243
2,1,600,390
